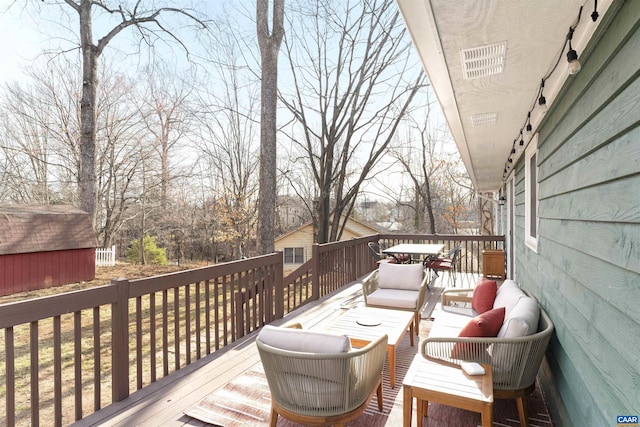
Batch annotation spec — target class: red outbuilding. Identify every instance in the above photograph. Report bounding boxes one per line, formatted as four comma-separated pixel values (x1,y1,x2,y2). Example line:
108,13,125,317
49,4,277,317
0,205,97,296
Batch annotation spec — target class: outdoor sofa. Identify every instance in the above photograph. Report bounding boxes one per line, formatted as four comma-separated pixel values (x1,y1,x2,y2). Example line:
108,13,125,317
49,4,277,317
422,279,554,427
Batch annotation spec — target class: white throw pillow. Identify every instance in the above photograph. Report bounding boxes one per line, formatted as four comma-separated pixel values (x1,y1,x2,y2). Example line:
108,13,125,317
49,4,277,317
497,297,540,338
258,325,351,353
493,280,526,318
378,262,424,290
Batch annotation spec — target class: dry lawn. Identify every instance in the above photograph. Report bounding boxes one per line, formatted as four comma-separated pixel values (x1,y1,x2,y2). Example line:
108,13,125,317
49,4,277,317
0,262,202,304
0,262,206,426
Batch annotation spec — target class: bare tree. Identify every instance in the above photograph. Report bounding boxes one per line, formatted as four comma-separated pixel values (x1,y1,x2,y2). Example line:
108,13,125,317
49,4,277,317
94,70,148,248
32,0,206,226
0,83,54,203
386,104,445,233
182,11,263,260
280,0,426,243
441,159,475,234
0,58,83,205
192,82,260,259
136,71,193,209
256,0,285,255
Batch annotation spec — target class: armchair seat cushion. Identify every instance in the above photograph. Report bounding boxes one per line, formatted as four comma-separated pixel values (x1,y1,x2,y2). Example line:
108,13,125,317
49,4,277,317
366,288,420,309
426,259,452,269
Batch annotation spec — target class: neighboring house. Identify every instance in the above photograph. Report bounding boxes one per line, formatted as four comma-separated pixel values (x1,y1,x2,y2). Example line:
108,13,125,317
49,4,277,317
0,205,98,296
275,194,310,235
275,215,379,267
397,0,639,425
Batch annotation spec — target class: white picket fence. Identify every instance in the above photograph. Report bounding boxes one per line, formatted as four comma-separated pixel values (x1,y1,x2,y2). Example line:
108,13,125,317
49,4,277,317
96,245,116,266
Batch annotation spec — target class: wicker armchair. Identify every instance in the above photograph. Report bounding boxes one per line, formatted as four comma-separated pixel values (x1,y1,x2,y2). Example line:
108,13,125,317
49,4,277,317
422,288,554,427
256,324,388,427
361,262,429,334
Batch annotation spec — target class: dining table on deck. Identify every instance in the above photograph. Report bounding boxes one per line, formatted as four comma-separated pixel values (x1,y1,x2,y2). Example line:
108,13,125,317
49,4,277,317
382,243,445,265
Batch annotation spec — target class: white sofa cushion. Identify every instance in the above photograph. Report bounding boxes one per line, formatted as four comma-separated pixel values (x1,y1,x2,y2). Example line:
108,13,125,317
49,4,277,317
258,325,351,353
492,279,526,318
366,288,419,309
492,296,541,378
378,262,424,290
497,297,540,339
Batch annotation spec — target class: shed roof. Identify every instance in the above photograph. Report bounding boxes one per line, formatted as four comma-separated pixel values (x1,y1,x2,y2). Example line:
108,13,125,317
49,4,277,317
0,205,97,256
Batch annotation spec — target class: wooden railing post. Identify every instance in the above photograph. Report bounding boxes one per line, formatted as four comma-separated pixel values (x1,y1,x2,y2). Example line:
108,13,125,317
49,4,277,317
274,252,284,319
312,244,320,300
111,278,130,402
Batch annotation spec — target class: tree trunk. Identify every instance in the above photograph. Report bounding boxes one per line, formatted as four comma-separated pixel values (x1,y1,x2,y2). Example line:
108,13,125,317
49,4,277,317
256,0,284,255
79,0,97,226
424,180,436,233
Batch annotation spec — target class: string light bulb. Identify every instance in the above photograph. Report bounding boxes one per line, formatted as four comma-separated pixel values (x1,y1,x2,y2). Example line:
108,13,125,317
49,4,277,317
538,79,548,114
538,95,548,114
591,0,599,21
519,130,524,149
526,112,533,136
567,27,581,74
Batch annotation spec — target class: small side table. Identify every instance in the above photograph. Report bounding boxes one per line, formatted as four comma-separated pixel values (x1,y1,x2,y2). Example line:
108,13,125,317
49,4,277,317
482,249,505,279
403,355,493,427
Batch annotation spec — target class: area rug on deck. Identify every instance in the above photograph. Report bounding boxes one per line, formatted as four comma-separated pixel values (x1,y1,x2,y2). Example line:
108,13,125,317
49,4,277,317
184,332,552,427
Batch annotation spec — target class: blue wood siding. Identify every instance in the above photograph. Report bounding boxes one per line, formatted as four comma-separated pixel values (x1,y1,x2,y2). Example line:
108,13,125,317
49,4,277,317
512,1,640,426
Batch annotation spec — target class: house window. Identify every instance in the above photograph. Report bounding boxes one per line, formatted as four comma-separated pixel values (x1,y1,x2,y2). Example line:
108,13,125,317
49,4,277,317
525,135,539,252
284,247,304,264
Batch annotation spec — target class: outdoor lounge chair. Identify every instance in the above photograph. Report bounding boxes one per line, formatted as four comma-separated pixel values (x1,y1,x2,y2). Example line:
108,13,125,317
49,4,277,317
256,323,388,427
361,262,429,334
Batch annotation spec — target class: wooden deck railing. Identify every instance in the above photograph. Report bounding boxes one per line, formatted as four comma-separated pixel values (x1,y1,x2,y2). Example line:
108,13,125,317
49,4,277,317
0,233,503,426
280,235,379,308
1,253,284,427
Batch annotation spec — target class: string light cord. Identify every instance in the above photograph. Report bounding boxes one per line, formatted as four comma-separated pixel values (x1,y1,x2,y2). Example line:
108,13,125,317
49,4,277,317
542,5,583,81
503,3,589,178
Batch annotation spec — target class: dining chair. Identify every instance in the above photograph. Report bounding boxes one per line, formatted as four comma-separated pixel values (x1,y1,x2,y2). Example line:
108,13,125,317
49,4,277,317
367,242,411,265
425,245,462,287
368,241,407,265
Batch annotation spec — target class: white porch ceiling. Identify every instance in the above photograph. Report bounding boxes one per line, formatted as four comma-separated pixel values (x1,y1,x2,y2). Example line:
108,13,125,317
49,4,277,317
396,0,612,192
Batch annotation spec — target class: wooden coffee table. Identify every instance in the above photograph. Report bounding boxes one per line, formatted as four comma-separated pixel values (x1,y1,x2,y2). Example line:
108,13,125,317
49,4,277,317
324,306,414,388
403,355,493,427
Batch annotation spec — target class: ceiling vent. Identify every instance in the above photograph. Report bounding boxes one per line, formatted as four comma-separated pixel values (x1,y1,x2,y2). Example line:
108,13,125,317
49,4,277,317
471,112,498,127
460,41,507,80
475,143,494,150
